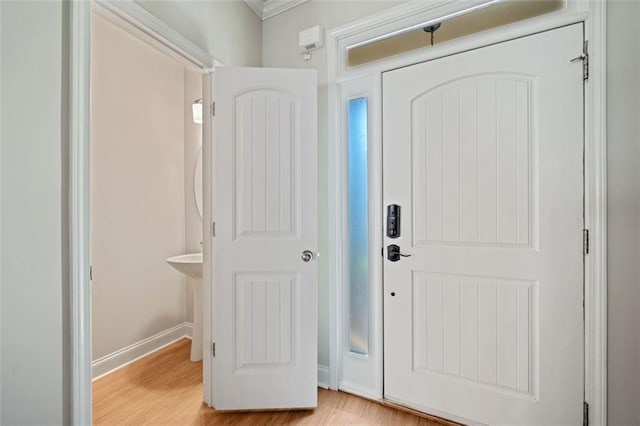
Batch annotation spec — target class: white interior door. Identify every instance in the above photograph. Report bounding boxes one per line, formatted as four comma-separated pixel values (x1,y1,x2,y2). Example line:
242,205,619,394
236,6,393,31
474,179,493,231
383,25,584,425
211,67,318,410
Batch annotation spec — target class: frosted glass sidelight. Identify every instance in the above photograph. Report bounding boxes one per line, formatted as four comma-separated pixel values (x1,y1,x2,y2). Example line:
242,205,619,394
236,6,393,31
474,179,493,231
347,97,369,355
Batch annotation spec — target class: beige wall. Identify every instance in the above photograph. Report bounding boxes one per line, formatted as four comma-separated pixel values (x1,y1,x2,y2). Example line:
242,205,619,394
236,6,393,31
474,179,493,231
1,1,69,423
606,1,640,424
262,0,403,368
91,15,188,360
136,0,262,67
132,0,262,326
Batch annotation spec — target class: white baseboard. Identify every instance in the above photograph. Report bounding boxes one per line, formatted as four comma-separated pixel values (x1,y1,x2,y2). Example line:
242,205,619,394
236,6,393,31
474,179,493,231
318,364,330,389
92,321,193,380
338,380,383,401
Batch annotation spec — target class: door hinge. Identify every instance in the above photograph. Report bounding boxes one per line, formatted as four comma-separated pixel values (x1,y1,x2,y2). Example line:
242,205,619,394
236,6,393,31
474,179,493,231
583,229,590,255
583,40,589,81
571,40,589,81
212,342,216,358
89,265,93,281
211,102,216,117
212,221,216,237
583,401,589,426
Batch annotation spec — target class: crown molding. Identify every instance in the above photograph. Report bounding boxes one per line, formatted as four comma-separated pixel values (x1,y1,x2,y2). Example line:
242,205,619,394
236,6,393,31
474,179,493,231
243,0,309,20
243,0,264,19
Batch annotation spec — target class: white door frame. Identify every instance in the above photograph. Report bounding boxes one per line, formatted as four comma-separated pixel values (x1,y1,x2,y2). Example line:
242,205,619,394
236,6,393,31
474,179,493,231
326,1,607,424
68,1,219,423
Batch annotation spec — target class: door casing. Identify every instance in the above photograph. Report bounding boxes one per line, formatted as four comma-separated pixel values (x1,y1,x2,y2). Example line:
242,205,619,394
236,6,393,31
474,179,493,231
326,2,607,425
68,1,221,423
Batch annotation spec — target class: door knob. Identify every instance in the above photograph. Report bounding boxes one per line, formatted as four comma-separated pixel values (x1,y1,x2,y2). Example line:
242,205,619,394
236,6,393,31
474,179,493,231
301,250,315,262
387,244,411,262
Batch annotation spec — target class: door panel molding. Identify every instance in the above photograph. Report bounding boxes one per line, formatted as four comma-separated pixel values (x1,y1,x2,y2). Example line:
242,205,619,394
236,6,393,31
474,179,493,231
410,272,537,397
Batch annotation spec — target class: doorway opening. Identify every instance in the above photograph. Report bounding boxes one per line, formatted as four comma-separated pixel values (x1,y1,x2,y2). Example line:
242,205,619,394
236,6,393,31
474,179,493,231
90,7,206,421
69,1,217,423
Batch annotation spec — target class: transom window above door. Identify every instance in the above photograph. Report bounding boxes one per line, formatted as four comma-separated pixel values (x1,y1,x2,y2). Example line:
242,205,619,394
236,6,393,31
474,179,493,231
347,0,565,68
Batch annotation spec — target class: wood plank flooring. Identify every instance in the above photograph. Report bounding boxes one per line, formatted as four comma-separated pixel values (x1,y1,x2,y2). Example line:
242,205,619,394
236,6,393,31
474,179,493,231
93,339,453,425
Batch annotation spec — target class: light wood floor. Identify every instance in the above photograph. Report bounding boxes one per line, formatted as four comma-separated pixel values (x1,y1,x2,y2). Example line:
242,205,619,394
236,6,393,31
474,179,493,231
93,339,454,425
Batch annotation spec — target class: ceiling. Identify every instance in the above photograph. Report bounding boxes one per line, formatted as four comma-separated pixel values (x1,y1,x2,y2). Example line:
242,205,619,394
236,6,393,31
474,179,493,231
243,0,309,20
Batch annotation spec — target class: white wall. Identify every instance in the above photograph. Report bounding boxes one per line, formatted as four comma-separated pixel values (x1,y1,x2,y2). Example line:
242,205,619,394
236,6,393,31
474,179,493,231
606,1,640,424
136,0,262,67
91,15,189,360
0,0,261,421
1,1,69,423
262,0,405,369
262,1,402,85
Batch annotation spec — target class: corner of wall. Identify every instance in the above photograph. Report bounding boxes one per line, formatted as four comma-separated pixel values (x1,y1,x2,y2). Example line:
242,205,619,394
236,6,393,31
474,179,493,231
606,1,640,424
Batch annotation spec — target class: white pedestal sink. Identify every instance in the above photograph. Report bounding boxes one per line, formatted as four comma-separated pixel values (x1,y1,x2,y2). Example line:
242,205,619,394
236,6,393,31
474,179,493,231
166,252,202,279
166,252,203,362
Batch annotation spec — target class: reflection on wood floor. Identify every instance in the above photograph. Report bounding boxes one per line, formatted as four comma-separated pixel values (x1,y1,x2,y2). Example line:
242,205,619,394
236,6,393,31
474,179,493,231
93,338,455,425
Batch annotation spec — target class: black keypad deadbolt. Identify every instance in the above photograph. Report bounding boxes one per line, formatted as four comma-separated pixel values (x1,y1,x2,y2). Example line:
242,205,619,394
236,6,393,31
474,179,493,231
387,204,400,238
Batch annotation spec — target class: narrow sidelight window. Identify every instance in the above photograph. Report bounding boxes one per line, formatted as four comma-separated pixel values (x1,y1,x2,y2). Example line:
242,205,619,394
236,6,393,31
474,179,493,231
347,97,369,355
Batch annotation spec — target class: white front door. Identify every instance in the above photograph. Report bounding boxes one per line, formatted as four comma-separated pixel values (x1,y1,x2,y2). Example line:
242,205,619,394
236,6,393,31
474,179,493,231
383,25,584,424
211,67,318,410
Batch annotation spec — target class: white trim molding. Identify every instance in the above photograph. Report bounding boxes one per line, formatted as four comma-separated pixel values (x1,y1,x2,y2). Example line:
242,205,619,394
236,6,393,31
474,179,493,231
69,0,92,424
338,381,383,403
318,364,330,389
326,1,607,423
329,1,588,82
202,72,214,406
92,0,217,71
583,1,608,424
243,0,309,21
92,322,193,380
